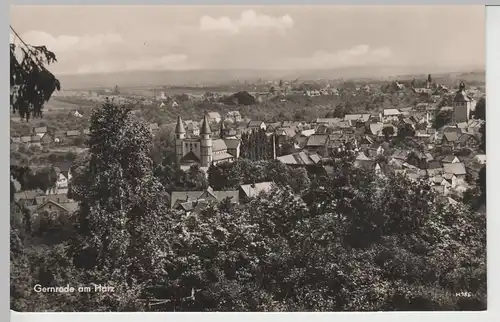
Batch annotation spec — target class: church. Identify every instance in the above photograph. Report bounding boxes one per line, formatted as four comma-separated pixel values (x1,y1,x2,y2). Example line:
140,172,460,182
175,114,241,170
453,82,476,123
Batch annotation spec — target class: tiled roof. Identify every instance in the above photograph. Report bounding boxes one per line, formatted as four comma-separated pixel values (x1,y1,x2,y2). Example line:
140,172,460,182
35,194,70,205
344,114,371,122
248,120,264,128
170,188,238,208
223,138,240,149
13,189,45,202
369,123,383,135
443,162,466,176
239,182,273,198
212,139,228,152
212,152,234,162
207,112,221,119
443,132,459,142
315,118,342,124
383,109,401,116
277,152,319,165
180,151,200,163
306,134,328,147
356,152,371,161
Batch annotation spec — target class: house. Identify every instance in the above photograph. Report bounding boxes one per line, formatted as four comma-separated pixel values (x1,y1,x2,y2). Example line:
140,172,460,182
416,103,429,112
276,151,322,167
368,143,385,157
300,129,316,137
52,162,73,192
429,176,452,195
149,123,160,134
304,134,329,156
20,136,32,145
427,167,444,177
13,189,45,205
247,120,267,131
380,109,402,122
344,114,371,125
443,162,467,179
40,134,53,145
30,135,41,148
224,138,241,160
413,88,432,95
281,121,295,128
456,133,478,149
170,186,239,209
327,140,344,155
276,127,297,141
35,194,71,206
33,126,47,138
31,199,79,219
266,122,282,132
391,149,410,161
442,132,460,146
474,154,486,165
354,152,375,170
239,182,274,200
226,111,242,123
186,123,200,137
369,123,384,136
441,155,460,164
206,111,222,123
315,118,342,125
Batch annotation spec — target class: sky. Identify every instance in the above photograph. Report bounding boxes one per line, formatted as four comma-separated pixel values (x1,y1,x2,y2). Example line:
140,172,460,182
10,5,486,75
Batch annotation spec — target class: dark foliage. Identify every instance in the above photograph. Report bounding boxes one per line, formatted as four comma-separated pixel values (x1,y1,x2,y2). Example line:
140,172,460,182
10,29,60,121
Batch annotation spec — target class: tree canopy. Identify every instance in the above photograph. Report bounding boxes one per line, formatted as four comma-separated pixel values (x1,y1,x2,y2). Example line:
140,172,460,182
10,26,61,121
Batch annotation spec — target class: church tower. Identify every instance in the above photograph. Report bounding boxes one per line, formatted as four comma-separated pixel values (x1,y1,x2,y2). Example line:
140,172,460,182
200,115,213,167
453,81,473,123
175,115,186,166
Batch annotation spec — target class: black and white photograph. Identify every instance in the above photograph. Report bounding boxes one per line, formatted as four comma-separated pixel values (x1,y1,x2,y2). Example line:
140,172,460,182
9,5,486,312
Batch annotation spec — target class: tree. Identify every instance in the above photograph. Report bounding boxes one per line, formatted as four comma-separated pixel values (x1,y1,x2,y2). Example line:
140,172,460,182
397,123,415,138
183,164,209,190
333,105,347,118
10,26,60,121
382,126,395,140
289,167,311,193
433,110,453,129
473,96,485,120
69,101,172,302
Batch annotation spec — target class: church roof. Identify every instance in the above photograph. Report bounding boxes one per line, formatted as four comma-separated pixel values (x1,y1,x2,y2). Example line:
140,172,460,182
201,115,211,135
212,139,228,152
175,115,186,133
180,151,200,163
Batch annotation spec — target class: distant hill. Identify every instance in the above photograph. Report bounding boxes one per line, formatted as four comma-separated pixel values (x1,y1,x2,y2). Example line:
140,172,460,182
55,65,485,90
